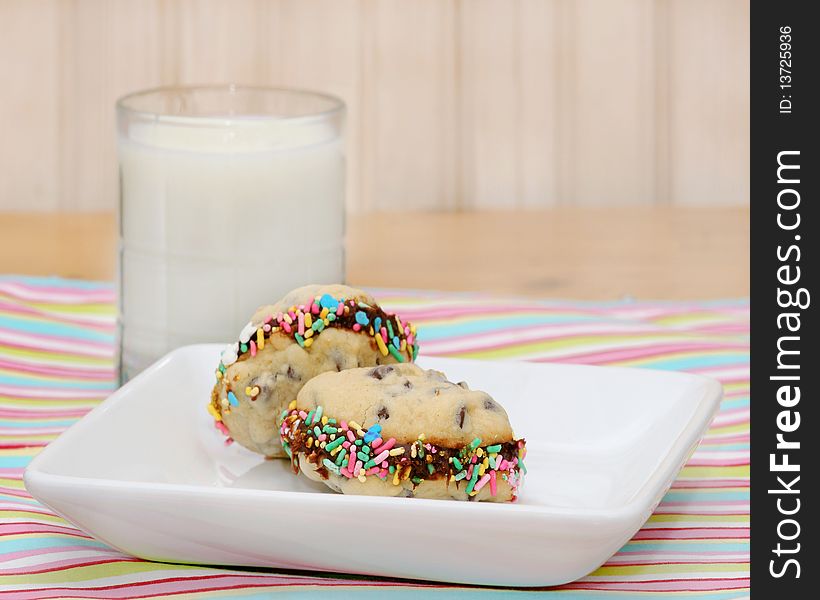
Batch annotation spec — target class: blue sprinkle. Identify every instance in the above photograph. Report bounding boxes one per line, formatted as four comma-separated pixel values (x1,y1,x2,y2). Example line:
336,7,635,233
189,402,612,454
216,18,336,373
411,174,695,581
227,391,239,406
392,336,400,348
374,317,382,332
320,294,339,310
355,311,369,326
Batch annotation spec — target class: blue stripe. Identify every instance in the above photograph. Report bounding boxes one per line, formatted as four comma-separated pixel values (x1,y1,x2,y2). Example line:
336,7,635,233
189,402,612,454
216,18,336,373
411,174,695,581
0,315,114,343
0,275,113,290
640,353,749,371
0,374,115,390
419,314,598,341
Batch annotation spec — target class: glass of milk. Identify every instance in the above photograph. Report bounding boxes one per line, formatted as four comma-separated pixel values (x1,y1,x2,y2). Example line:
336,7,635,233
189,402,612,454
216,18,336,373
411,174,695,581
116,85,345,382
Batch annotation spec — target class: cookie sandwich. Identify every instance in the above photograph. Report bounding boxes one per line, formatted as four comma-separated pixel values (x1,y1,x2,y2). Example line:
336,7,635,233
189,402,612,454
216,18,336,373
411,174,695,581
280,363,526,502
209,284,419,458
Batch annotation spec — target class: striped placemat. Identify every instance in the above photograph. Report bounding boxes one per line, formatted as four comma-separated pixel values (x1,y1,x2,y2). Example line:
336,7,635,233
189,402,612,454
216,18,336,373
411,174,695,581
1,277,749,598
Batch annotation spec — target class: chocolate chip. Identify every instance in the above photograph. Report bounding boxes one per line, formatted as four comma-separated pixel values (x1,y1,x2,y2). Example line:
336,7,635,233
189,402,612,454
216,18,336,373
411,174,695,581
286,365,300,381
403,379,413,389
483,398,498,411
377,406,390,420
335,361,342,372
370,365,394,380
457,381,470,390
457,406,466,428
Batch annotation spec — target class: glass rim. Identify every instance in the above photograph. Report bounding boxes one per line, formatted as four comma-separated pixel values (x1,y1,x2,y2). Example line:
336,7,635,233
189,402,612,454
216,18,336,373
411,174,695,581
116,84,345,125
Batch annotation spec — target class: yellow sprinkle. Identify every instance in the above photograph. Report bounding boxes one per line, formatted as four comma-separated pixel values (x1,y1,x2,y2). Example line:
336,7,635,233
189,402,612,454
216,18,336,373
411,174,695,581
476,448,484,457
356,429,366,437
319,441,326,448
411,444,417,458
425,454,432,463
393,471,400,485
410,324,417,335
344,305,350,314
283,313,293,324
479,464,486,476
396,316,403,330
306,437,313,448
207,403,222,422
348,421,362,431
215,370,223,380
256,328,265,350
450,475,456,482
388,447,405,456
304,313,313,328
245,386,252,396
400,339,406,351
375,334,389,356
304,338,313,348
369,326,374,336
320,307,329,319
270,326,279,333
358,472,367,483
323,318,330,326
401,467,411,480
304,329,314,338
288,400,297,410
418,433,426,441
482,458,489,468
322,416,329,425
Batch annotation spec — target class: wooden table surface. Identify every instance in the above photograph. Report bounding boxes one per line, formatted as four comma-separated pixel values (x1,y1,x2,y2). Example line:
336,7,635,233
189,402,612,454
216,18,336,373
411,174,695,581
0,207,748,300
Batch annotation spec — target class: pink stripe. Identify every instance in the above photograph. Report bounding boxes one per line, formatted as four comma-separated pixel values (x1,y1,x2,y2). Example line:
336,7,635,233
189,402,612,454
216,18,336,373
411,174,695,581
632,527,749,540
0,522,94,537
564,578,749,592
0,283,114,303
0,301,115,331
0,557,134,576
0,544,123,563
0,358,113,380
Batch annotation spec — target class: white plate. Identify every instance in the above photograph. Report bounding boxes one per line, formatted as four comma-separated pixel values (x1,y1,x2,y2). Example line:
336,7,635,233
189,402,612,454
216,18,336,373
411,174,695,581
25,344,721,587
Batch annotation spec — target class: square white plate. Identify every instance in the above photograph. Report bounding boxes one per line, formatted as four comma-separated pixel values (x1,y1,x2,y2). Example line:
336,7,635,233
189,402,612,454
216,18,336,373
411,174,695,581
25,344,721,587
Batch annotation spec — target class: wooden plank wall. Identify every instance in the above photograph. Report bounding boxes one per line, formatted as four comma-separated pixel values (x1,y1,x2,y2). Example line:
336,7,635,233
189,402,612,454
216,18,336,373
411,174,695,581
0,0,749,213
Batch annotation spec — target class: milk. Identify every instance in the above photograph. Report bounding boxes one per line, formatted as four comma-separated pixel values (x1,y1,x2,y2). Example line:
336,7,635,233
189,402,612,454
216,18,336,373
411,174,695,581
117,112,344,381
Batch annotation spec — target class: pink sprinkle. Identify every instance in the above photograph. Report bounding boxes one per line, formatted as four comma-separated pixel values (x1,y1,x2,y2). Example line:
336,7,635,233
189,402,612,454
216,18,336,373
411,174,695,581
474,473,491,492
371,438,383,449
424,443,431,450
354,460,363,474
298,304,305,311
352,323,361,332
215,421,230,435
249,340,257,356
380,468,388,478
346,430,356,442
276,312,284,322
224,437,234,446
490,470,497,496
340,420,348,430
263,323,271,332
318,434,327,442
298,313,305,336
407,335,415,346
340,467,352,478
311,303,320,315
497,459,507,471
380,327,388,343
373,450,390,464
288,310,296,320
379,438,396,452
348,451,357,472
366,466,379,475
264,315,273,324
430,446,437,454
343,441,351,449
381,461,388,468
336,303,344,316
471,455,478,464
282,322,292,333
299,410,308,419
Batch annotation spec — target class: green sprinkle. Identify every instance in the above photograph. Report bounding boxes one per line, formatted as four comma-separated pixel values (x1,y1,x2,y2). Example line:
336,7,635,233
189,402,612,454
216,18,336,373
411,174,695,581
363,458,377,469
327,313,336,322
387,344,405,363
315,405,323,422
280,409,288,421
519,459,527,474
465,467,480,494
427,463,435,474
282,441,292,458
335,448,348,465
502,474,508,481
323,426,338,434
327,418,336,424
312,319,325,332
388,465,396,474
452,457,463,471
454,471,467,481
218,364,226,374
322,458,341,475
294,333,305,347
240,343,248,352
411,476,424,485
387,320,394,339
325,436,345,452
489,455,497,469
313,425,322,438
362,445,371,454
357,451,369,462
469,438,482,450
417,443,424,458
305,410,315,426
412,344,419,361
486,444,502,453
355,439,363,446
